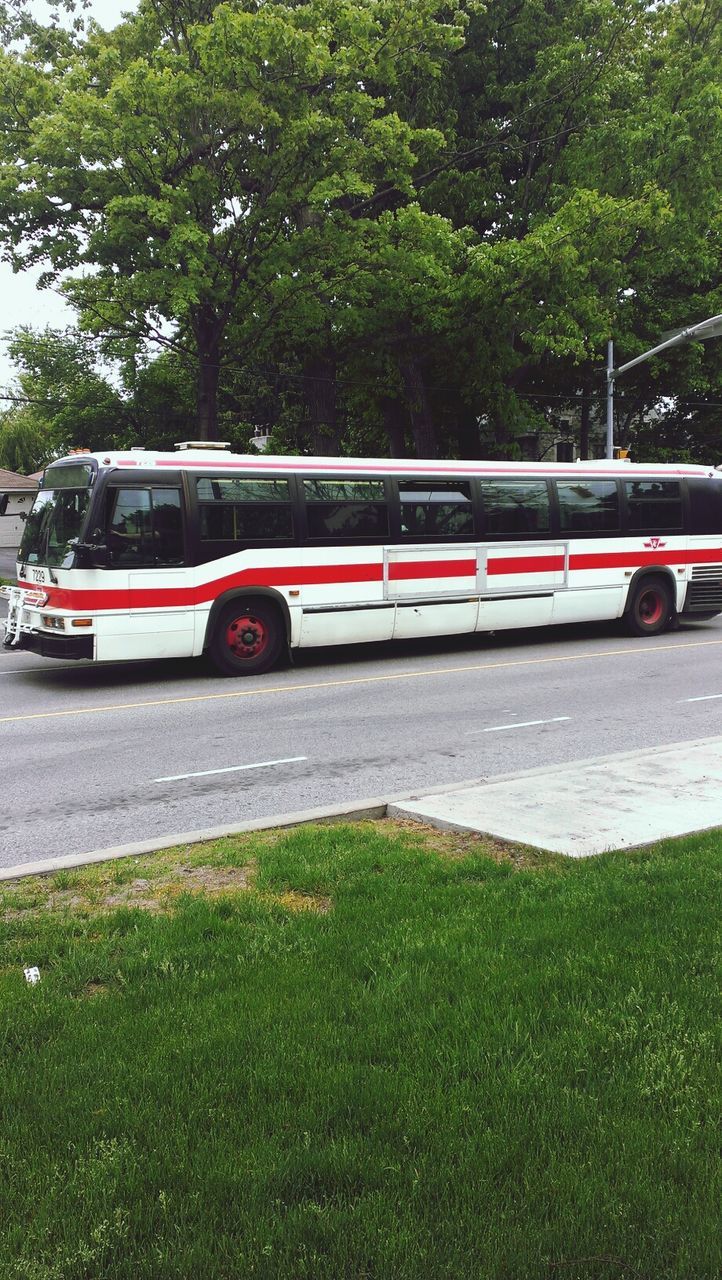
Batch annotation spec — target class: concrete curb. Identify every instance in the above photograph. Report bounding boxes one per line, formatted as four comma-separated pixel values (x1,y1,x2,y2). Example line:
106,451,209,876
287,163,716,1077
0,800,387,882
4,733,722,880
0,774,498,882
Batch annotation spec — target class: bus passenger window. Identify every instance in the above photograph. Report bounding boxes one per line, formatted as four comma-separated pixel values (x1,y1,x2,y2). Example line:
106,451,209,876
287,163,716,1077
625,481,682,532
557,481,620,532
303,480,388,539
197,477,294,543
399,482,474,537
481,481,550,536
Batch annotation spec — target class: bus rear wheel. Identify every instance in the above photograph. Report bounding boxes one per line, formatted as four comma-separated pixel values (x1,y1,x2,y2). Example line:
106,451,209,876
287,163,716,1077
625,576,674,637
209,599,285,676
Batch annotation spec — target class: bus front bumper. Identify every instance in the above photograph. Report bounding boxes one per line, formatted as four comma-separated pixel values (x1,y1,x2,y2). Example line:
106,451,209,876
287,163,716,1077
10,630,94,660
2,585,94,659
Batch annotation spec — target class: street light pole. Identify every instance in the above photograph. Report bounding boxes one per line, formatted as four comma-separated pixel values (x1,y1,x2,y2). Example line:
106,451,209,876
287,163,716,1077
605,312,722,459
606,340,614,461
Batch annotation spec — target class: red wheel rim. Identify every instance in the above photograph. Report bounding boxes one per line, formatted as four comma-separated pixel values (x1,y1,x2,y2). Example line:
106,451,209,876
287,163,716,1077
226,613,267,660
639,589,664,627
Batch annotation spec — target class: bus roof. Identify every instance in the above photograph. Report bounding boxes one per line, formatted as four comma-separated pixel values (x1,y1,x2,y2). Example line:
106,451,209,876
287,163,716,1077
47,449,721,481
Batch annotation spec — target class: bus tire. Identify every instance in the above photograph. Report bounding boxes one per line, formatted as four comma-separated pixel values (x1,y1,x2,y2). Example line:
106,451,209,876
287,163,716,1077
209,598,284,676
625,575,675,637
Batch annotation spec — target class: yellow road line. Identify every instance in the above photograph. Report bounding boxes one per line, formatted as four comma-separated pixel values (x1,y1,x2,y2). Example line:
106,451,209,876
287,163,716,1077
2,636,722,726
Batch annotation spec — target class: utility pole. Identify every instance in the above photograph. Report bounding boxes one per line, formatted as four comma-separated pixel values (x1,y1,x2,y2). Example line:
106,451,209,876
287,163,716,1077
606,340,614,461
605,313,722,458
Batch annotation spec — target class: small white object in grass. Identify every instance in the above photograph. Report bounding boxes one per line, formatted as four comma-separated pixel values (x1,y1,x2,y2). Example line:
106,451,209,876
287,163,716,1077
23,966,40,985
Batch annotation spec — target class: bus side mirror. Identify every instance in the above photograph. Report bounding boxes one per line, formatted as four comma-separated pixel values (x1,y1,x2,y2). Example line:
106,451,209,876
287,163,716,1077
0,493,28,519
70,539,108,568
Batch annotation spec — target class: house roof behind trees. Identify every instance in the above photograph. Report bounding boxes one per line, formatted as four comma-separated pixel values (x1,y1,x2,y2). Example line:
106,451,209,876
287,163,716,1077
0,468,39,491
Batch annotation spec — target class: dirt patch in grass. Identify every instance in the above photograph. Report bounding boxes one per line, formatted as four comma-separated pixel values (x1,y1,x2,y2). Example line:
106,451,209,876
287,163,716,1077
109,863,255,911
79,979,109,999
384,816,558,869
170,863,254,894
272,889,332,914
2,862,257,919
2,859,332,920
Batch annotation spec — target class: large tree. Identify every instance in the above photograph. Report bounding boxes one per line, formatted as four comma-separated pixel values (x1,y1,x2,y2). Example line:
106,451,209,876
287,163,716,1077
226,0,721,460
0,0,468,439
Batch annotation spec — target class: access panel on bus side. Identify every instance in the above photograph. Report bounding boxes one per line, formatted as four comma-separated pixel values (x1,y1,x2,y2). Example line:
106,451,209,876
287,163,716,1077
387,545,480,638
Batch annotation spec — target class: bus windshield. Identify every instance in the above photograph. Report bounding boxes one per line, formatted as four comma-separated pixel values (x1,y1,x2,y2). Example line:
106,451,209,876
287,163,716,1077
19,466,94,568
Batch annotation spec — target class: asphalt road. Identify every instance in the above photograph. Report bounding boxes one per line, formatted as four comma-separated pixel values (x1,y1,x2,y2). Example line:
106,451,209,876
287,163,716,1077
0,547,19,579
2,611,722,866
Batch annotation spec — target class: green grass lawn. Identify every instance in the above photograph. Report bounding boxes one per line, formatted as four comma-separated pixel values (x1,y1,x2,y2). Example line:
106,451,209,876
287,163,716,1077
1,821,719,1280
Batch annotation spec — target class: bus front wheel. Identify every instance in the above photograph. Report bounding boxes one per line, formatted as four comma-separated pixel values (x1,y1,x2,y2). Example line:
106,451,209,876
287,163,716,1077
209,599,285,676
625,576,675,637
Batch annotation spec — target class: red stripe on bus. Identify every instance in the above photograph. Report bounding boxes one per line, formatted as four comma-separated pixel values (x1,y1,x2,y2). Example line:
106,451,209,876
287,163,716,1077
569,547,722,570
388,559,475,581
16,546,722,613
23,563,384,611
488,554,565,575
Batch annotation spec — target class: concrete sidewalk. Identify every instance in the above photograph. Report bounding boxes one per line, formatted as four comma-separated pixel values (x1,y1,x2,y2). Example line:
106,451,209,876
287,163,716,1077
389,735,722,857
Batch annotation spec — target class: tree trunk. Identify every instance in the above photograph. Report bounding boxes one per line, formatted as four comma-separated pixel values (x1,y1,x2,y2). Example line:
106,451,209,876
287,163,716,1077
380,396,407,456
295,205,342,455
399,351,437,458
454,405,481,459
492,407,510,458
303,350,341,455
194,306,220,441
579,375,591,460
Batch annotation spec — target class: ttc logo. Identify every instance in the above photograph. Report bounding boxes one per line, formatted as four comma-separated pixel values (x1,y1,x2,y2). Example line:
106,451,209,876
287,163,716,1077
643,536,666,549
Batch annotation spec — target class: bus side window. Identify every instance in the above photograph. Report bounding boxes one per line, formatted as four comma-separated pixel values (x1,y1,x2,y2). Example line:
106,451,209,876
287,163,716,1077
480,480,550,536
399,481,474,538
303,480,388,539
557,481,620,532
686,478,722,535
196,477,293,544
624,481,683,532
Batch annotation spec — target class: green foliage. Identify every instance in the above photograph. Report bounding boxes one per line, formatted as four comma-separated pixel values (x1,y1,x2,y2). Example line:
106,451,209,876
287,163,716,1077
0,406,51,472
0,0,469,440
3,327,129,455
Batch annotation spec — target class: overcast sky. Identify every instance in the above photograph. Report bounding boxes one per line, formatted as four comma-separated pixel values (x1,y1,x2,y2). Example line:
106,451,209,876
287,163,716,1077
0,0,138,389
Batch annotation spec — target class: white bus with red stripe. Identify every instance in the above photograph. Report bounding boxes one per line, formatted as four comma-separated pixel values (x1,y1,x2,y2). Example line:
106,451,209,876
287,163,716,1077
2,445,722,675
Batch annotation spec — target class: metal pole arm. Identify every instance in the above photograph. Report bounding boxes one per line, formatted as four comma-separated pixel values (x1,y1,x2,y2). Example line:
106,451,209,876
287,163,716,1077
604,312,722,459
612,313,722,378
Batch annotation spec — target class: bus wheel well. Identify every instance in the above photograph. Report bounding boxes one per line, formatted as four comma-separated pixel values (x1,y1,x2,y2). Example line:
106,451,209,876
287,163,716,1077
624,569,677,636
203,588,290,654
